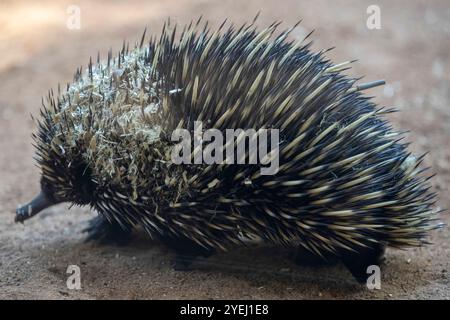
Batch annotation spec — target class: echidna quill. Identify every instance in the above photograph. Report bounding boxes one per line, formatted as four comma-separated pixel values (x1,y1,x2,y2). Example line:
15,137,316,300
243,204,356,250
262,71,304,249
16,18,441,283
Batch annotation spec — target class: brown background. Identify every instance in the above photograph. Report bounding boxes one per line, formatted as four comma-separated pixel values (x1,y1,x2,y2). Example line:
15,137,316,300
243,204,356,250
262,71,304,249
0,0,449,299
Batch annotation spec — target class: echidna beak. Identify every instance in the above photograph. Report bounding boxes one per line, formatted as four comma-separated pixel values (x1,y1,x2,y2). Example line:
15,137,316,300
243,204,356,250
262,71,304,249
15,191,54,223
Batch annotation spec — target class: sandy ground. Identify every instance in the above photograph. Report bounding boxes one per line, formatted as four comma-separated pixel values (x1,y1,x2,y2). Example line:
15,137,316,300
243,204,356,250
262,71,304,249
0,0,449,299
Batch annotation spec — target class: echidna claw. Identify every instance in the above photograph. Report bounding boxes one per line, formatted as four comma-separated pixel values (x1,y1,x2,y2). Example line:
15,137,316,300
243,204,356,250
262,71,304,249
341,244,386,284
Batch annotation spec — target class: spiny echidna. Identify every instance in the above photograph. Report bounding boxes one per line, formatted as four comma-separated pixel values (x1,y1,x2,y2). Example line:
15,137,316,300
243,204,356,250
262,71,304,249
16,18,441,283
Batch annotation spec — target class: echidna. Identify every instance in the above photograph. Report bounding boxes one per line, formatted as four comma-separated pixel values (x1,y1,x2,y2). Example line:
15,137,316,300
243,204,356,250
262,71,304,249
16,18,441,283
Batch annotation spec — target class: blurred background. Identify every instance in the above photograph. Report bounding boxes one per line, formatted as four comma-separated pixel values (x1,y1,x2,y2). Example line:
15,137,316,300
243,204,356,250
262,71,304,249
0,0,449,299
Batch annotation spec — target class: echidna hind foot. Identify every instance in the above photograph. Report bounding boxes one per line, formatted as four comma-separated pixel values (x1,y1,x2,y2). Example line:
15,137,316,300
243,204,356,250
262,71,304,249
159,234,216,271
83,215,132,246
295,244,385,283
340,244,386,283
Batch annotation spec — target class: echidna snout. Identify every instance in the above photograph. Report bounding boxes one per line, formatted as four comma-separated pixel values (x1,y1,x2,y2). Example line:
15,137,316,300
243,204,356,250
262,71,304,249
15,191,54,223
16,160,97,222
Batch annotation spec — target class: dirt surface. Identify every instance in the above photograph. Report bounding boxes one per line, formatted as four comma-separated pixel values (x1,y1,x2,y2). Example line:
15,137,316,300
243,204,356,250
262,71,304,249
0,0,449,300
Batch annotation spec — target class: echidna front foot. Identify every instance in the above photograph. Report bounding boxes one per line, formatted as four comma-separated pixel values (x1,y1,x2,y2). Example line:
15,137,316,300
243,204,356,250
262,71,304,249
83,214,132,246
340,244,386,284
